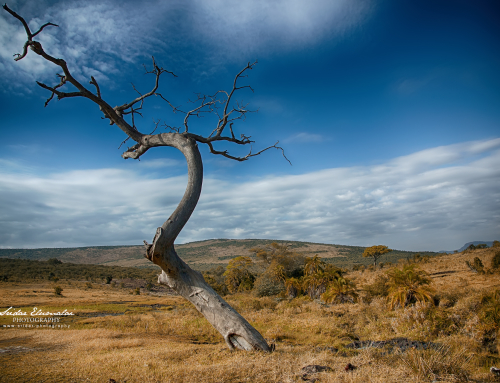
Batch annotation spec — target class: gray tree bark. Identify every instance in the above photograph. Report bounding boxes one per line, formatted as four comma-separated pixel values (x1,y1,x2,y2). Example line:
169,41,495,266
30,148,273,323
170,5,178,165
140,134,270,351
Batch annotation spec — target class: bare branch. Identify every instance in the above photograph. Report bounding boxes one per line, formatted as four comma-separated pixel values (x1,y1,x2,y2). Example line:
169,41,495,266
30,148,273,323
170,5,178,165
115,56,177,113
89,76,101,98
3,4,58,61
215,61,257,137
117,136,131,150
122,143,149,160
36,80,83,106
206,140,291,164
32,21,58,37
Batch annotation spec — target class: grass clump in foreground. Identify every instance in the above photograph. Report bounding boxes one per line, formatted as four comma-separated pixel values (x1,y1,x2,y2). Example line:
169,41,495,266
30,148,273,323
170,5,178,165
1,246,500,382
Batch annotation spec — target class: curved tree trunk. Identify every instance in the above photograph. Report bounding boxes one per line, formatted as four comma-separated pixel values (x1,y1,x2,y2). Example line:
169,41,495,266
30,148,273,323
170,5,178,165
144,133,270,352
2,3,276,352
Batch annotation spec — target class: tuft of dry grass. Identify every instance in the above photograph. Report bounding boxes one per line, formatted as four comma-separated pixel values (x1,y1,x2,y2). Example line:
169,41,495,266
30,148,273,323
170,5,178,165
399,345,473,382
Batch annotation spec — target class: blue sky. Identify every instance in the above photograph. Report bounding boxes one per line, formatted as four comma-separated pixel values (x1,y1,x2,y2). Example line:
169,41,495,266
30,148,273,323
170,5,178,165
0,0,499,251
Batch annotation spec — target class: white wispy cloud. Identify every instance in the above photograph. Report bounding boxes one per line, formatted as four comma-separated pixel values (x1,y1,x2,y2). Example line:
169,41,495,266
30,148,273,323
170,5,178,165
190,0,372,59
0,138,498,251
284,132,327,143
0,0,371,89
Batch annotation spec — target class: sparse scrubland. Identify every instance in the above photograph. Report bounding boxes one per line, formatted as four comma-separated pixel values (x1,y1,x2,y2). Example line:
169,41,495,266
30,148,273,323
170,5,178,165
1,244,499,382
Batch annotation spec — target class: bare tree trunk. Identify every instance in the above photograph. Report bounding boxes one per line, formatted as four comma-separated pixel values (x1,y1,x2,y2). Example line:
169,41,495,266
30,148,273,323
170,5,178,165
2,4,281,352
144,133,270,351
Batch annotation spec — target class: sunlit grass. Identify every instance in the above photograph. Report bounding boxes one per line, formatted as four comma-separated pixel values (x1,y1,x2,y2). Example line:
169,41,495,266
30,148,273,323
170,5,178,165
1,247,499,382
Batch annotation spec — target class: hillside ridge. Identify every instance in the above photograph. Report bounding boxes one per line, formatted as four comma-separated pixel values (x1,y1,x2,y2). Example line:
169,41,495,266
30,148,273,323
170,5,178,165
0,239,439,270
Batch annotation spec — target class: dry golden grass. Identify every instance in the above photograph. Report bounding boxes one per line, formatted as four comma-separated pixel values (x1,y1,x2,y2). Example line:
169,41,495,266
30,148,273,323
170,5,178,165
1,248,499,382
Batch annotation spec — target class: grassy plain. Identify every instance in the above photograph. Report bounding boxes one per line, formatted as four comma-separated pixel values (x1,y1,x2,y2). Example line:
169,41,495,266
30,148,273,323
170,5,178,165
0,248,499,382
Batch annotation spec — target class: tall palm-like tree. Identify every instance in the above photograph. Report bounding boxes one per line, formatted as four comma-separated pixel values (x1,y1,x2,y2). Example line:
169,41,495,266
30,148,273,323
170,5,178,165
304,255,325,276
321,277,358,304
386,264,434,309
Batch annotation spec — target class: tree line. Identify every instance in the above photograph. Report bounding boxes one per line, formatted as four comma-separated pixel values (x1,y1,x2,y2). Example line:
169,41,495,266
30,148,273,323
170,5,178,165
0,258,158,283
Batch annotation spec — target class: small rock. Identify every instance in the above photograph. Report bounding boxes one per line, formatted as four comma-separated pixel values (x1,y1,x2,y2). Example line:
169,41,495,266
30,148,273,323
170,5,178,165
491,366,500,376
301,365,333,374
345,363,356,371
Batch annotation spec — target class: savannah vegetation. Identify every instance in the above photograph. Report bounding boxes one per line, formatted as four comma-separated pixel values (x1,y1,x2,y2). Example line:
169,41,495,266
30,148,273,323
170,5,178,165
1,243,500,382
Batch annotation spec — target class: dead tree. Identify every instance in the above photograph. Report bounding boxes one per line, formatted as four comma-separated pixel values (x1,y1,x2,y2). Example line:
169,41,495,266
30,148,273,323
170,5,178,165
3,4,289,352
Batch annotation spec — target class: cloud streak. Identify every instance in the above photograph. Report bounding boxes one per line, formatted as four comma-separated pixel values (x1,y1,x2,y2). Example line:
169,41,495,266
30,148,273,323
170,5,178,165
0,138,498,251
0,0,371,89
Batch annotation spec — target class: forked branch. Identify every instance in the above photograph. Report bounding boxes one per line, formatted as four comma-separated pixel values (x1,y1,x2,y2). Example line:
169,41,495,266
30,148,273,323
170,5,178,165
3,4,58,61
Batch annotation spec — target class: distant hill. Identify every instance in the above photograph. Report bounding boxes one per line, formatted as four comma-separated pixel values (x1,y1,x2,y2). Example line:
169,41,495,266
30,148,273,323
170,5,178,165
0,239,440,271
456,241,495,252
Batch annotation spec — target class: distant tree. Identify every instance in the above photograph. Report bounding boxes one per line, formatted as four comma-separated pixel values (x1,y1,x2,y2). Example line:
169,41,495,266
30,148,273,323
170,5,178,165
476,244,488,249
250,243,305,278
224,256,256,293
363,245,392,267
105,276,113,284
466,244,477,252
493,240,500,248
386,264,434,309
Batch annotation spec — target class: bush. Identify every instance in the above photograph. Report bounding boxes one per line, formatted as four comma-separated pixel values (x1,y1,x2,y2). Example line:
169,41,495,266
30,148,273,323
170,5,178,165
105,275,113,284
363,274,389,299
253,272,284,297
53,286,63,296
491,250,500,270
465,257,484,274
386,264,434,308
224,256,256,293
134,287,140,295
46,258,62,265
